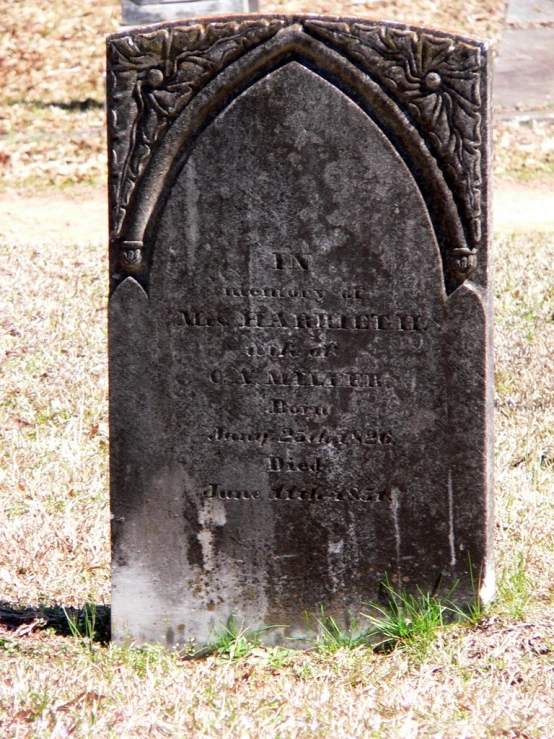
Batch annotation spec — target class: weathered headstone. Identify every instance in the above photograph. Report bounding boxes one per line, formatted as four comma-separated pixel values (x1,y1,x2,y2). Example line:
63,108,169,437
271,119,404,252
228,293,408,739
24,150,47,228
494,0,554,112
506,0,554,25
494,28,554,112
121,0,259,26
107,16,494,648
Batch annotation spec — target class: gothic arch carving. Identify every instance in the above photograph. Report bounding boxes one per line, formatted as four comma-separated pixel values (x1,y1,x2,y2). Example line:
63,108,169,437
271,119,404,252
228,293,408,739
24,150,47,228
107,17,488,294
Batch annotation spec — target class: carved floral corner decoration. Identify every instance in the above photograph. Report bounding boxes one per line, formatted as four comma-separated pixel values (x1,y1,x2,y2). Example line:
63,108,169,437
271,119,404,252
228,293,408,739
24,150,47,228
107,19,285,270
306,21,486,265
108,17,487,284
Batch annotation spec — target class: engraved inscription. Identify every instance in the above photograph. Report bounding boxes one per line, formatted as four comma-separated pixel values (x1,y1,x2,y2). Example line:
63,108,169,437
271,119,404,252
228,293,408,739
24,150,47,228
240,311,427,331
177,309,428,331
273,252,311,271
207,425,393,446
201,483,394,503
341,285,370,300
266,456,324,473
269,485,393,502
246,341,338,359
278,428,393,446
208,427,270,446
268,399,329,417
203,484,261,500
208,370,392,388
246,340,298,358
224,286,324,301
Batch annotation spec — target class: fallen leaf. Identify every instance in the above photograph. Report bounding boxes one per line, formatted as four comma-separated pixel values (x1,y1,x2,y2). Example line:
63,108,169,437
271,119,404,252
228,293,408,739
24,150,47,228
3,416,33,430
11,709,34,722
13,619,45,638
55,691,105,713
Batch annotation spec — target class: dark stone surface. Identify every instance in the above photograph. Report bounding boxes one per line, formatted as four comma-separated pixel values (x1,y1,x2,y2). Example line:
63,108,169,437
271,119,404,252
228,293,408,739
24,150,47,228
107,16,494,648
494,28,554,112
121,0,259,26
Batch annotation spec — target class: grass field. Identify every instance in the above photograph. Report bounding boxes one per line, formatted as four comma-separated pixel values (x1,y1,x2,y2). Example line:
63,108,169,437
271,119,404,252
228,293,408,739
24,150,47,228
2,0,554,737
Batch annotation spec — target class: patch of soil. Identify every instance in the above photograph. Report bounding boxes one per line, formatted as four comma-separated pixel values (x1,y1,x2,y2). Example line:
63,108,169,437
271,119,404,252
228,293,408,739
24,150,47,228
0,186,107,243
0,178,553,244
494,176,554,233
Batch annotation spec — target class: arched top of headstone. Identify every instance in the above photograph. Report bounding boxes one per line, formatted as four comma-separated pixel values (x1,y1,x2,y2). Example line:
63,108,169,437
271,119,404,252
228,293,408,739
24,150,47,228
107,16,491,296
150,60,446,310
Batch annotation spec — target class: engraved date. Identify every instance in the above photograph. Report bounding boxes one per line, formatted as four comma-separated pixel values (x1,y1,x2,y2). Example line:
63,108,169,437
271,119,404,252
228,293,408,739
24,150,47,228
203,484,260,500
207,425,393,447
201,483,394,503
269,485,391,502
278,427,393,446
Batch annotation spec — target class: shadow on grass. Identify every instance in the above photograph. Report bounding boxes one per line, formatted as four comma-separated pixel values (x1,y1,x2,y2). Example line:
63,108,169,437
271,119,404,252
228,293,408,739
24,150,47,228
8,98,104,111
0,601,110,644
46,99,104,111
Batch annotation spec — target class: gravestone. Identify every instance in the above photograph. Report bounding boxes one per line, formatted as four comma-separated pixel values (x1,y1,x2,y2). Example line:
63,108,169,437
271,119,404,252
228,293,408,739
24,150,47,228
107,16,494,648
506,0,554,25
494,0,554,112
494,28,554,112
121,0,259,26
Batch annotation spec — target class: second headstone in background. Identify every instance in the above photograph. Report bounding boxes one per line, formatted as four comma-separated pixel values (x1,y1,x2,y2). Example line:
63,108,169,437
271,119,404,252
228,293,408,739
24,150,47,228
121,0,259,26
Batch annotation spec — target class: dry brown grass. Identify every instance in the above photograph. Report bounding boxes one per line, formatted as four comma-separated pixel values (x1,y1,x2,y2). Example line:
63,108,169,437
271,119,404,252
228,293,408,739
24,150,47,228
0,0,509,191
3,228,554,737
0,238,110,608
1,616,554,737
0,0,119,106
1,0,549,193
495,119,554,181
3,0,554,737
0,0,118,191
